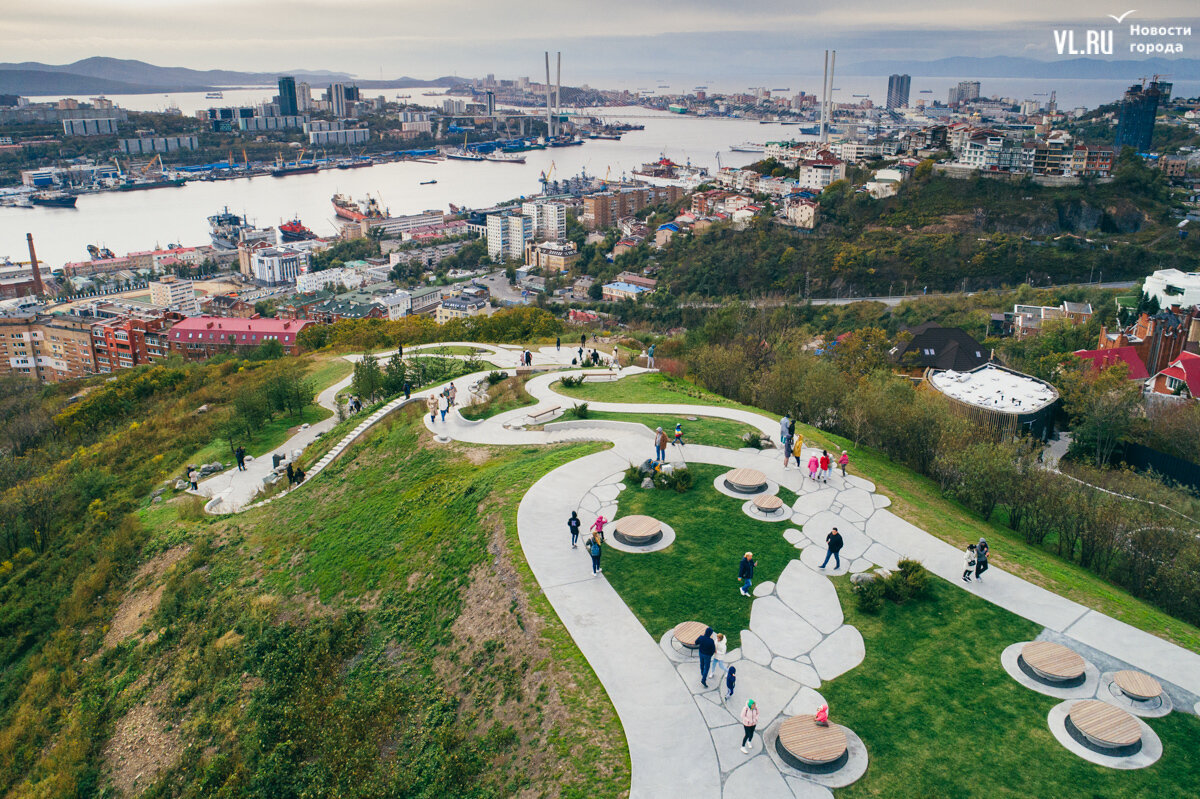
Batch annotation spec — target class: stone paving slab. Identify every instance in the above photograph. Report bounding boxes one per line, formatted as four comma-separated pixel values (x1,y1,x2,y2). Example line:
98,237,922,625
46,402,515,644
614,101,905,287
714,722,765,773
804,510,869,557
695,695,740,729
786,776,836,799
791,488,838,518
750,596,823,659
784,686,828,716
740,630,773,665
771,657,822,688
863,542,901,571
722,753,792,798
809,625,866,682
837,487,876,519
723,660,802,732
799,546,851,575
752,580,776,597
774,560,843,635
783,528,806,545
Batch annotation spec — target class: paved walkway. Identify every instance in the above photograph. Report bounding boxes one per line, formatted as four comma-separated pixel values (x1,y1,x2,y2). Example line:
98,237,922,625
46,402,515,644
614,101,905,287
209,351,1200,797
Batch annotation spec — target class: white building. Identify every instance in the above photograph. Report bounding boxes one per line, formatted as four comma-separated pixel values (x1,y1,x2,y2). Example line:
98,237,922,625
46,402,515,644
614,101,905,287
295,267,366,294
520,200,567,242
486,213,532,262
784,197,818,229
797,154,847,190
119,135,198,154
148,276,200,316
379,291,412,321
1143,269,1200,309
309,128,369,146
362,210,445,238
250,247,310,287
239,115,307,131
297,82,312,112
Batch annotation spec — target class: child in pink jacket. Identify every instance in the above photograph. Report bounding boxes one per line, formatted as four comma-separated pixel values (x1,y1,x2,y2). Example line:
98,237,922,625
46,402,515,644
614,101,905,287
807,454,819,481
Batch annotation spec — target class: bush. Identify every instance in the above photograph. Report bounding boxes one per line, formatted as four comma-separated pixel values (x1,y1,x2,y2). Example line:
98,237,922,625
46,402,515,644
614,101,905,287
741,432,764,449
668,467,693,493
570,402,590,419
486,370,508,385
880,570,911,604
625,464,643,485
558,374,585,388
897,558,930,597
177,495,207,522
852,578,884,613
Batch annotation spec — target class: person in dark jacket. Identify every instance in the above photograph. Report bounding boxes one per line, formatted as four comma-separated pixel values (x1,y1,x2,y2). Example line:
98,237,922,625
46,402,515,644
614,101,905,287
738,552,757,596
821,528,844,569
975,538,989,581
403,381,411,400
724,665,737,701
568,511,581,548
235,446,246,471
695,626,717,687
286,462,296,485
588,536,602,575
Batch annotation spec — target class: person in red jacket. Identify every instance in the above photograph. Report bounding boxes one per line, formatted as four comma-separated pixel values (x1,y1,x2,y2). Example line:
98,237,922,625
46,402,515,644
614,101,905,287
819,450,831,483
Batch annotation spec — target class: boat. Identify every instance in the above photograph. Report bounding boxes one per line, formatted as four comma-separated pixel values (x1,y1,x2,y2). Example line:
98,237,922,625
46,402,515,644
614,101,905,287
279,218,316,242
548,136,584,147
30,192,77,208
209,207,249,250
331,193,386,222
270,163,319,177
919,89,932,93
87,244,115,260
590,132,622,140
729,142,766,153
336,159,372,170
852,94,868,98
483,151,526,164
631,156,709,189
115,177,187,191
420,179,437,185
445,149,485,161
422,91,440,96
205,91,224,99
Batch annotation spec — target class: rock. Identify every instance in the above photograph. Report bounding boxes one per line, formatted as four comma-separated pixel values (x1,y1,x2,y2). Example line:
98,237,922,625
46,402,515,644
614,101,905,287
641,477,655,489
151,496,162,504
300,423,310,430
850,572,877,585
151,487,165,498
175,480,188,491
195,404,210,414
209,461,223,471
292,449,302,460
244,454,254,462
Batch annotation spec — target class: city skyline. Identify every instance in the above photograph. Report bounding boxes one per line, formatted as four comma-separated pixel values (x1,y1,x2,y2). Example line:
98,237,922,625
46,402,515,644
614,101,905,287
6,1,1199,82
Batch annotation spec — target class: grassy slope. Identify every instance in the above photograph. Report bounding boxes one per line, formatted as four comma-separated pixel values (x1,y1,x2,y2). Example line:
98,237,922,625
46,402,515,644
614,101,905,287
551,374,1200,653
603,464,797,649
828,577,1200,799
108,409,629,798
579,412,761,449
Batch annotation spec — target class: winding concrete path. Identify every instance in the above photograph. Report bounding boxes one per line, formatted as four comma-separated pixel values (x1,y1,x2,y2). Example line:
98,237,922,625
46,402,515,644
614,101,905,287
207,350,1200,797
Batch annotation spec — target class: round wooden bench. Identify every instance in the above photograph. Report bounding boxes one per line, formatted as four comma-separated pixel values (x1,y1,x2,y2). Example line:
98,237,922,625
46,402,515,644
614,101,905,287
672,621,708,651
1113,670,1163,702
613,514,663,546
775,715,848,771
724,467,767,494
1068,699,1142,750
752,494,784,515
1021,641,1085,683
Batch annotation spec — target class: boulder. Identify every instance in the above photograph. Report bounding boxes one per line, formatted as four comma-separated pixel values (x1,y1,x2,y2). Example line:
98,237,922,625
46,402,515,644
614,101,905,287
151,487,166,498
175,479,189,491
850,572,878,585
641,477,655,489
301,423,310,430
151,496,162,504
244,454,254,462
195,404,211,414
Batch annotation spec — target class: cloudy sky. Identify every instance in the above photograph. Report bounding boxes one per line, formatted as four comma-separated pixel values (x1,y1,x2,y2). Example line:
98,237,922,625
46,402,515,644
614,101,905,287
6,0,1199,81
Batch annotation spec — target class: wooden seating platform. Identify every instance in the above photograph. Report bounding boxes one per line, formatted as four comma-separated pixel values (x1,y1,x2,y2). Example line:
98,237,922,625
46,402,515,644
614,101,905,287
1113,670,1163,702
776,715,848,769
613,514,663,546
1068,699,1142,750
527,405,561,422
724,467,767,494
752,494,784,514
583,372,619,382
1021,641,1085,682
672,621,708,650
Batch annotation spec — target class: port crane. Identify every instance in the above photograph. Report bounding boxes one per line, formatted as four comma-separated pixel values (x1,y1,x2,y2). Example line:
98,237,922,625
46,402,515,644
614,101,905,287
538,160,556,193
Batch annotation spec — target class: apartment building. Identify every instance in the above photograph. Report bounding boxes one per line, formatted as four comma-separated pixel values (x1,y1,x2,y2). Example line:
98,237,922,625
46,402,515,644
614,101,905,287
0,313,98,383
520,200,568,242
581,186,683,229
249,247,310,287
91,314,174,373
148,276,200,316
486,213,532,261
169,317,311,359
524,240,580,272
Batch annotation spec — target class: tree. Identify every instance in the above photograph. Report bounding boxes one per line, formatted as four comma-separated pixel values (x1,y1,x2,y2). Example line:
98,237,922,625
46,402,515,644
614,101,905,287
1058,362,1143,467
831,327,893,378
351,353,384,403
382,352,407,396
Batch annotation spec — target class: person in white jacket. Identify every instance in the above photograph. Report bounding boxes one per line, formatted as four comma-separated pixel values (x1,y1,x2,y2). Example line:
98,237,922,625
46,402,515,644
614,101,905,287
962,543,977,583
712,633,728,678
437,392,449,422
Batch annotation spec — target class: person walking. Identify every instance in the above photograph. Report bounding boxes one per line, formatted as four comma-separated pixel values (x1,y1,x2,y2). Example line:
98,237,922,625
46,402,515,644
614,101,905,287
448,383,457,407
647,343,656,369
739,700,759,753
556,336,560,351
578,346,584,363
403,381,411,401
695,627,716,688
580,333,587,350
819,450,832,482
235,446,246,471
654,427,668,462
294,466,305,484
590,514,607,543
188,468,199,491
713,633,729,677
838,450,849,478
673,422,684,446
397,343,403,359
724,665,737,702
975,538,989,581
568,511,581,548
437,392,449,422
821,527,844,569
286,462,296,485
807,453,820,481
588,535,603,575
426,392,438,423
738,552,756,596
779,414,791,445
782,429,795,468
962,543,977,583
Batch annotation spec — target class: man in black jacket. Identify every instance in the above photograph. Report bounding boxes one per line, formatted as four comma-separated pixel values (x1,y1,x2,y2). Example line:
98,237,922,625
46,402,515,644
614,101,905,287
822,528,844,569
738,552,756,596
695,627,716,688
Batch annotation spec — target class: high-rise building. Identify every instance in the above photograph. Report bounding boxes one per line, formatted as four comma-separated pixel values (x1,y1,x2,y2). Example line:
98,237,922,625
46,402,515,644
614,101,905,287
1114,81,1163,152
297,82,312,112
521,200,567,241
149,276,200,316
948,80,980,106
278,76,298,117
330,83,347,117
886,74,911,110
486,213,533,262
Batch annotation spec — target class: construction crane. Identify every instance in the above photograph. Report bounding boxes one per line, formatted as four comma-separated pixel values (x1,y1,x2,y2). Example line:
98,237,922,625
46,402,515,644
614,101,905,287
538,160,556,193
139,154,163,176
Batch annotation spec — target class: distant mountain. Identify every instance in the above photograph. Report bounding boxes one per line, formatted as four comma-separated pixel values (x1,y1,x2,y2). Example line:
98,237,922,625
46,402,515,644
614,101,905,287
0,57,355,94
843,56,1200,81
0,69,199,96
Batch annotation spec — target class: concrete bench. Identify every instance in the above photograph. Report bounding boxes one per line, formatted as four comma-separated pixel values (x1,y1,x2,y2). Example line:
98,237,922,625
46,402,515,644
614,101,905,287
583,372,620,382
527,405,561,423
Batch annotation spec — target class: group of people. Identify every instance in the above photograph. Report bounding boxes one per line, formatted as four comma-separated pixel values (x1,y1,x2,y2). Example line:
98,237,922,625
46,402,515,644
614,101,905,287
568,511,609,574
285,461,306,486
425,383,458,422
963,537,989,582
779,416,849,481
652,424,685,461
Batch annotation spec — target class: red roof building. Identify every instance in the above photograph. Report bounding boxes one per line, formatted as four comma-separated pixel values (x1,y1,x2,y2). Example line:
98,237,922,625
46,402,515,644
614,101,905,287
168,316,312,359
1073,346,1150,380
1148,351,1200,400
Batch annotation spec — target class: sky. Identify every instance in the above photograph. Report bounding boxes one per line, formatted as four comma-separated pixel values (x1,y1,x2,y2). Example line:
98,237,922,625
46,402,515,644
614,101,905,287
6,0,1200,82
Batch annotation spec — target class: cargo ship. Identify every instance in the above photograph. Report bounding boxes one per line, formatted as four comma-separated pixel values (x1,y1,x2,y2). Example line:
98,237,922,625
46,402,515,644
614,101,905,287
270,163,319,177
331,193,386,222
445,149,485,161
279,218,316,242
209,207,249,250
30,192,77,208
483,151,526,164
115,177,187,191
631,156,709,189
336,159,372,170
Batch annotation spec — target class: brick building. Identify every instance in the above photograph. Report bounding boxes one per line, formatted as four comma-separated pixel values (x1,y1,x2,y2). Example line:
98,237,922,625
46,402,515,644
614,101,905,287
168,317,312,359
581,185,685,229
0,313,98,382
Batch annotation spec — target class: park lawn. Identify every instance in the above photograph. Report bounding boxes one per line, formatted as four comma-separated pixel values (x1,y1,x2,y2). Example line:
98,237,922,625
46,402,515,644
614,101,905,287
305,354,355,392
563,373,1200,654
602,464,797,649
460,375,536,421
125,410,628,798
827,576,1200,798
578,411,762,449
185,402,331,466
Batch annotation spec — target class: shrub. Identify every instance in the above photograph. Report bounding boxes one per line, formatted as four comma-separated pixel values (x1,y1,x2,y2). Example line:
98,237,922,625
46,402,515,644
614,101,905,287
880,570,911,604
571,402,590,419
741,432,764,449
177,495,207,522
486,370,508,386
897,558,930,597
558,374,585,388
852,578,884,613
625,464,643,485
667,467,693,493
